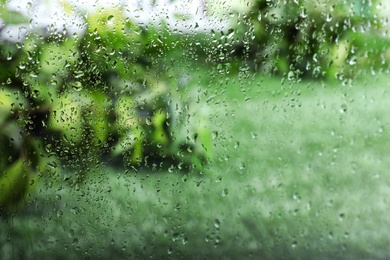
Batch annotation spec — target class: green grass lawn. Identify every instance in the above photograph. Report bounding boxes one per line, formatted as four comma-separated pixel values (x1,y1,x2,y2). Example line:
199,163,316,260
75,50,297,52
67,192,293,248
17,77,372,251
1,72,390,259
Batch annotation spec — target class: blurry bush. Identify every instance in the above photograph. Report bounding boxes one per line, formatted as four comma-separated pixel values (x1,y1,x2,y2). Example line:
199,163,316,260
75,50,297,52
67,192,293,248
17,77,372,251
228,0,390,80
0,6,212,212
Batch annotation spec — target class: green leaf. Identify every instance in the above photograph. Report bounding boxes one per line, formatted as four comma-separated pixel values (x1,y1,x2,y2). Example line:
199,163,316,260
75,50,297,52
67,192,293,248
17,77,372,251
0,158,30,210
152,112,169,145
89,91,110,144
0,9,29,25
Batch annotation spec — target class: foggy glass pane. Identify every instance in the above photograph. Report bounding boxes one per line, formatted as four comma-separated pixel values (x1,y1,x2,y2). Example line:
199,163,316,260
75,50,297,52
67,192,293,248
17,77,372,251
1,0,390,259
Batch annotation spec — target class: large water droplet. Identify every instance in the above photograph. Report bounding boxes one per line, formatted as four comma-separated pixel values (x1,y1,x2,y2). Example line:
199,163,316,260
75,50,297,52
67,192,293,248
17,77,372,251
72,82,83,92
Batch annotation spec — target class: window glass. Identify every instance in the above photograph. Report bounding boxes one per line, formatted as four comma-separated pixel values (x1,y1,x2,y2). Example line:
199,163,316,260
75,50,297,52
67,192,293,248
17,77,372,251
1,0,390,258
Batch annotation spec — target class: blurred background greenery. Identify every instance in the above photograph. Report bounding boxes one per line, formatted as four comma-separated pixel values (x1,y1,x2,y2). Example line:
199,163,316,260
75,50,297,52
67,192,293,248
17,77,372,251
1,0,390,259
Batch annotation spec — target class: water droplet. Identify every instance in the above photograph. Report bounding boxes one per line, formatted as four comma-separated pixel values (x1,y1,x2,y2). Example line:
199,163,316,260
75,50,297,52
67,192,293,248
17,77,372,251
56,210,63,217
313,53,318,63
214,219,220,229
326,13,332,22
222,188,228,196
72,237,79,246
45,143,53,153
300,10,307,18
32,89,40,98
174,203,181,211
239,162,245,170
214,236,221,247
72,82,83,92
146,117,152,125
291,240,298,248
349,56,357,65
287,71,295,80
48,160,58,169
74,70,84,79
339,104,347,113
168,165,175,173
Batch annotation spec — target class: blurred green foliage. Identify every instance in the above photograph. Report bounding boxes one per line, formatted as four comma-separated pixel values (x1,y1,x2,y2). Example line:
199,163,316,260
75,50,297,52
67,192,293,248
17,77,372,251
0,7,212,212
230,0,390,79
1,1,390,258
2,69,390,260
1,0,389,216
